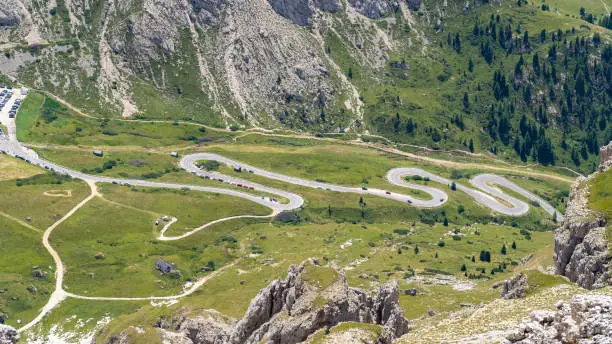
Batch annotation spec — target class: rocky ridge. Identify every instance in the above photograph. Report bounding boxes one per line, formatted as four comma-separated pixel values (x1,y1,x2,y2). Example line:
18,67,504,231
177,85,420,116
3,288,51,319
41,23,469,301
125,262,410,344
505,294,612,344
553,141,611,290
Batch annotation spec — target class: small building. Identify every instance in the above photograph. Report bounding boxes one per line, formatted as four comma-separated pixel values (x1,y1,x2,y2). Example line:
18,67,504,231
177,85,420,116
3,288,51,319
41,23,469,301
170,152,179,158
20,87,29,95
155,258,172,274
93,149,103,157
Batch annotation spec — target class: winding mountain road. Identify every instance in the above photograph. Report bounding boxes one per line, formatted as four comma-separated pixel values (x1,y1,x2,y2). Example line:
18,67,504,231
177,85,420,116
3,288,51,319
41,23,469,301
0,107,563,333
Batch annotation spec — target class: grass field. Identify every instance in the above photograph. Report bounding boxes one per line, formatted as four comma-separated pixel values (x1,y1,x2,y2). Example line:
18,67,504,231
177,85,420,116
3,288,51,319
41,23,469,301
8,94,582,341
0,154,43,181
16,92,236,148
0,217,54,327
52,185,272,297
0,170,90,230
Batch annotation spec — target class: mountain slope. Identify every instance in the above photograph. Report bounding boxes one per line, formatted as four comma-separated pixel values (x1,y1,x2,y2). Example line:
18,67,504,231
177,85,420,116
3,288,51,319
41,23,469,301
1,0,611,172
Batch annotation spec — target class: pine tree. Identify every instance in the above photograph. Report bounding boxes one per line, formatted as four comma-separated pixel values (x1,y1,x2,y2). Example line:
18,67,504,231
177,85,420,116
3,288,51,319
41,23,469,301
511,241,517,250
501,244,507,255
471,255,475,262
451,182,457,191
328,205,332,216
443,217,449,226
485,251,491,262
469,139,474,153
414,245,419,255
461,264,467,272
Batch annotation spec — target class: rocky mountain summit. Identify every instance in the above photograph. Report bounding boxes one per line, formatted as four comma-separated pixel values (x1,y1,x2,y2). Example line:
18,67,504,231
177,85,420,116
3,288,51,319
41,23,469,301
114,262,410,344
553,141,611,289
505,294,612,344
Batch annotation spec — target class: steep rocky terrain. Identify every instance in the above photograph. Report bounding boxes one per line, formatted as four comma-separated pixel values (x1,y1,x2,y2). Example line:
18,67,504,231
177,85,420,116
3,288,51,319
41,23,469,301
0,0,609,173
0,0,411,128
0,0,489,130
106,262,409,344
505,294,612,344
554,141,611,289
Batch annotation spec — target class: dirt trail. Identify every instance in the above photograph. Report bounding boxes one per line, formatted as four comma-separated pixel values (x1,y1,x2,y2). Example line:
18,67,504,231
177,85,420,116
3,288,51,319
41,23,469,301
18,180,98,333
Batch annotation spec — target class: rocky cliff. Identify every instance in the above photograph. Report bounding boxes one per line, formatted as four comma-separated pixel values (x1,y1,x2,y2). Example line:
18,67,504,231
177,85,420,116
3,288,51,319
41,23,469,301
554,142,611,289
111,262,410,344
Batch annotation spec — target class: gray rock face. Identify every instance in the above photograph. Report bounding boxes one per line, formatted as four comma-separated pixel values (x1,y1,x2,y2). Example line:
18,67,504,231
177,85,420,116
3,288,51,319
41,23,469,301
505,294,612,344
553,157,610,289
191,0,228,27
501,273,529,300
179,312,234,344
0,324,18,344
0,8,20,27
348,0,401,19
229,264,409,344
406,0,422,11
153,263,409,344
267,0,341,27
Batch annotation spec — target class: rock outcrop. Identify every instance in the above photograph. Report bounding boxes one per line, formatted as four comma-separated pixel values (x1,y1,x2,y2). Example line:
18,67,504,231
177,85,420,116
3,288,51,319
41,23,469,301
501,273,529,300
348,0,402,18
553,142,611,290
0,8,20,27
151,263,409,344
0,324,18,344
267,0,341,27
228,263,409,344
505,294,612,344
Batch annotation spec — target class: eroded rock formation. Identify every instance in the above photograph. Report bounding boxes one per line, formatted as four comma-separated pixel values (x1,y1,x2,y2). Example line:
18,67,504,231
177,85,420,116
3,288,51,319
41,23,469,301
553,141,611,290
149,263,409,344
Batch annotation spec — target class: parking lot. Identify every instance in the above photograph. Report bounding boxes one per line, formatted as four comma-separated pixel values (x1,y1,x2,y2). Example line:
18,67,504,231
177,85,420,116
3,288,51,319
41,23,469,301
0,86,28,141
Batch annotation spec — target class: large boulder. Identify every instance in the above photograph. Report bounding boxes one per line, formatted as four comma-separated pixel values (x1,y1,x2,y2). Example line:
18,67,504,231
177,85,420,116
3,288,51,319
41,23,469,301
0,324,18,344
501,273,529,300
